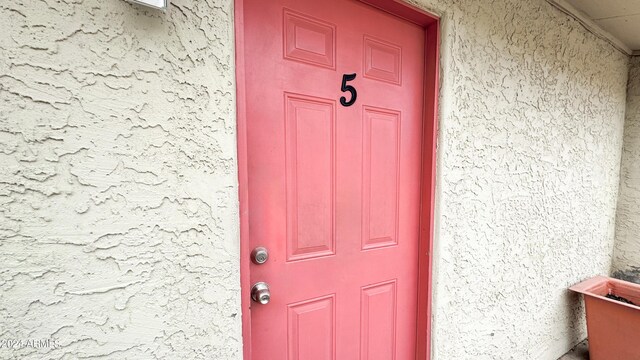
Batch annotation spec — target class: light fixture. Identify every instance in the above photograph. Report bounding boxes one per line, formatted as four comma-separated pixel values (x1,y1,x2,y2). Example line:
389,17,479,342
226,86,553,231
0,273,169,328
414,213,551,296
128,0,168,10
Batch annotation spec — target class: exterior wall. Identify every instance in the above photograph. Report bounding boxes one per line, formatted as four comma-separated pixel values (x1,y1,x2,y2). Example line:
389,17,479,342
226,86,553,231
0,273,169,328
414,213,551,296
417,1,629,359
0,1,629,360
614,57,640,283
0,0,242,358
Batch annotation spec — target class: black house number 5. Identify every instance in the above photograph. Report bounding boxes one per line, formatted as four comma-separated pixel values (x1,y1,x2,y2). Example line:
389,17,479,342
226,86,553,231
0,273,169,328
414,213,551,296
340,73,357,107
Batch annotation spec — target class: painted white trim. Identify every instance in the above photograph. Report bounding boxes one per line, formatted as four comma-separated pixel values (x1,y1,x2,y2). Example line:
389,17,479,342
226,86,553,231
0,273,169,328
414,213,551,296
547,0,632,55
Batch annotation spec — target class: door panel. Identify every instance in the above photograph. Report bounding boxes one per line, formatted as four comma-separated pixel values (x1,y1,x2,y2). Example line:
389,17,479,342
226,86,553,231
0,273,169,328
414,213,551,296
360,280,397,360
284,10,336,69
362,106,400,250
287,295,336,360
284,93,336,261
244,0,425,358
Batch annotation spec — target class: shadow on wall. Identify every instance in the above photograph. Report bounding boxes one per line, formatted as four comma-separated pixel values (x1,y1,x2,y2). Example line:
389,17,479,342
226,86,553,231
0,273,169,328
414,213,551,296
558,339,589,360
613,56,640,288
563,289,587,353
613,266,640,284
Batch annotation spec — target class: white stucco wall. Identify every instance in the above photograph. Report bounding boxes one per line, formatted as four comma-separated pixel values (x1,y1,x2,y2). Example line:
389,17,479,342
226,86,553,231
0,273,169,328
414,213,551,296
0,0,630,359
416,1,629,359
614,56,640,283
0,0,242,358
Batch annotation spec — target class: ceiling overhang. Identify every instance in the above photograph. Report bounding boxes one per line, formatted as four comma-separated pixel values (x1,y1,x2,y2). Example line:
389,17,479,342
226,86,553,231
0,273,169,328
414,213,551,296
547,0,635,56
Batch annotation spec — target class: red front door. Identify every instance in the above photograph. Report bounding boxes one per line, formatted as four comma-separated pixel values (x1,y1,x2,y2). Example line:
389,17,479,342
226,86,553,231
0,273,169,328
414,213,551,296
243,0,425,358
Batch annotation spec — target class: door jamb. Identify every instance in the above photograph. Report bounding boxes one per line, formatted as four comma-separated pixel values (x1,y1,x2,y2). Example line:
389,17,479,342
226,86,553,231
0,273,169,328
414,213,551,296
234,1,440,359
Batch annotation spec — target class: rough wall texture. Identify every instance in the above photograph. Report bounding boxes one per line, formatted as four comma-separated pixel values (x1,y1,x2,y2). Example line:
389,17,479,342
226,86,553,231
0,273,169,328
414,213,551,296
0,0,630,360
614,56,640,284
0,0,242,359
415,0,629,359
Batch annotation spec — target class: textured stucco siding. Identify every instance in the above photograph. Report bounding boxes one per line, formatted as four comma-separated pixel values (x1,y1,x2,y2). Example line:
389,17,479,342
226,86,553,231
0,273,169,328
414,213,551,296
0,0,242,359
419,1,628,359
614,57,640,284
0,0,630,359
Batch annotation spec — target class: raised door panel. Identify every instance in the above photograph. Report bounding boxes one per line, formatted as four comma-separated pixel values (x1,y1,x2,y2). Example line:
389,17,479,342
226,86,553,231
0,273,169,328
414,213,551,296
360,280,397,360
285,93,336,261
362,106,400,250
288,295,336,360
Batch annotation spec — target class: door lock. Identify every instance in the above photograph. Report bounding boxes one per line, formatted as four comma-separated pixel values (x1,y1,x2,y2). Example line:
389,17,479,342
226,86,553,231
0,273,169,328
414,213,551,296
251,282,271,305
251,247,269,264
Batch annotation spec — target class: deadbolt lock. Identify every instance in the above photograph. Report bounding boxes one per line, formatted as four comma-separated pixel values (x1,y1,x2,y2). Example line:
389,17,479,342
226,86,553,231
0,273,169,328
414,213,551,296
251,246,269,264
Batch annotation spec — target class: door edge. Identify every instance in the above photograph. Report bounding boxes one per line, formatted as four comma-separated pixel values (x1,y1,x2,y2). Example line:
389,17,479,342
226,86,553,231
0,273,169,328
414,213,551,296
233,0,252,358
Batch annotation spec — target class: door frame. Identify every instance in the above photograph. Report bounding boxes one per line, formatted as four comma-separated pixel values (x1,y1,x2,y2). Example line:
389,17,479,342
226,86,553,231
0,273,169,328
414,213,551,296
234,1,440,359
